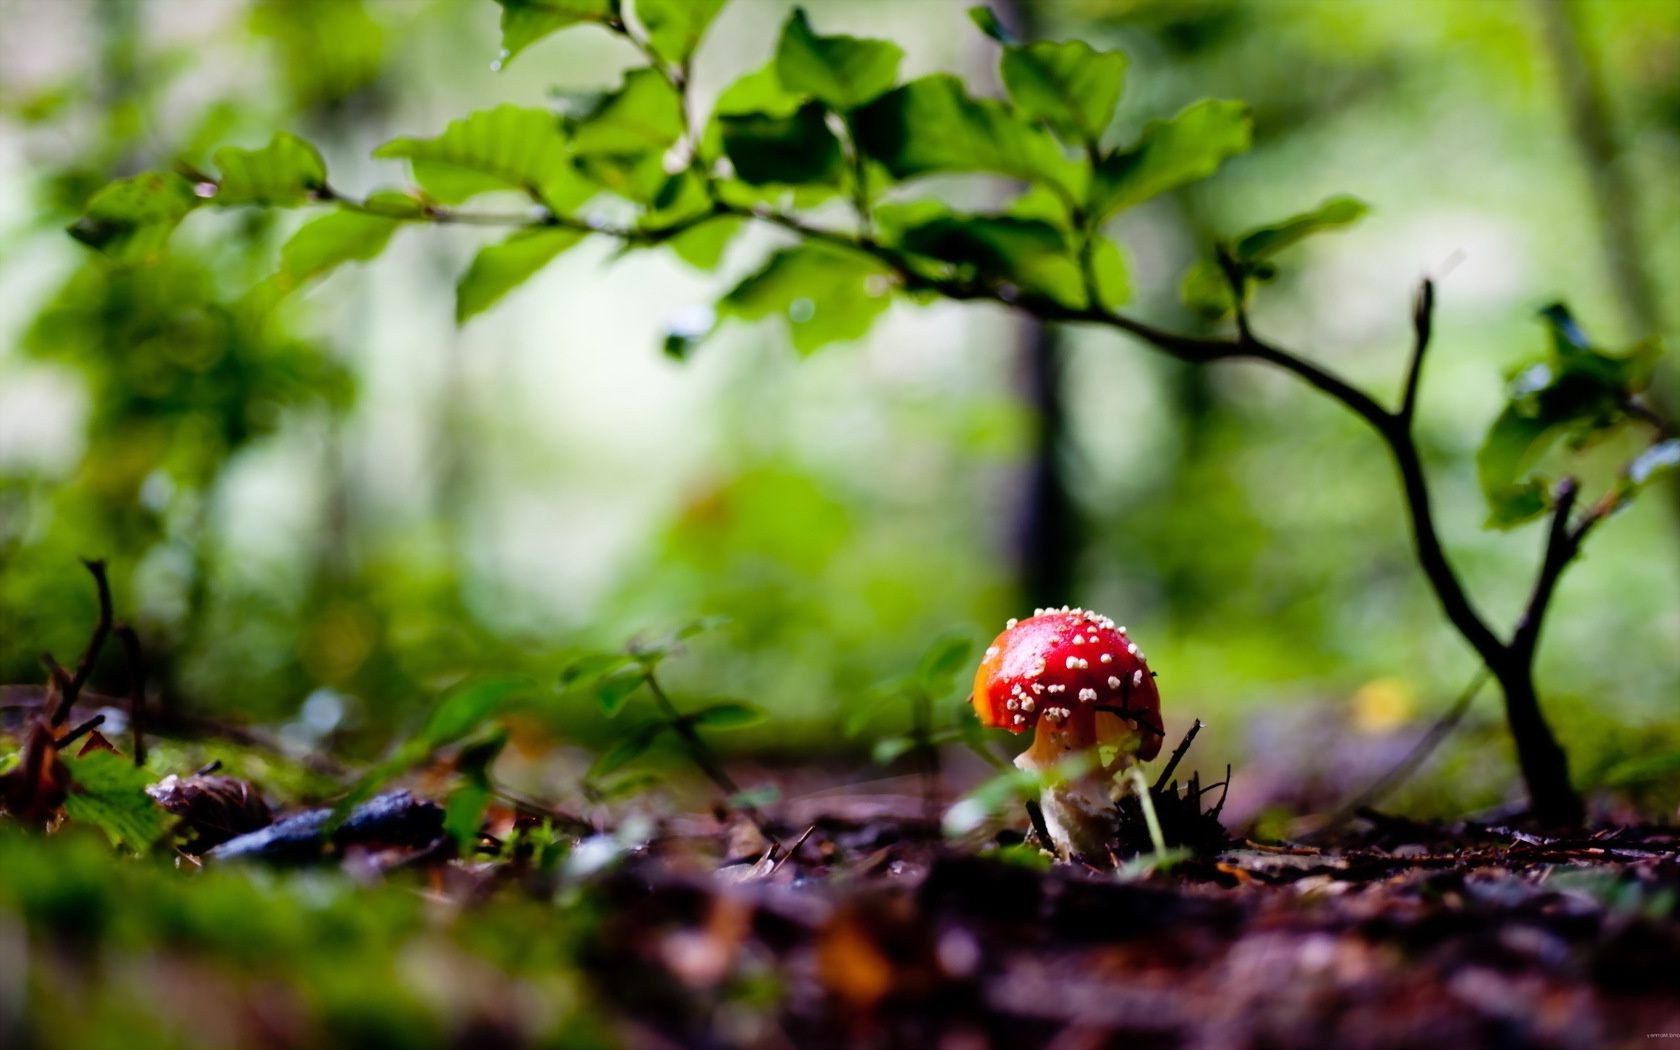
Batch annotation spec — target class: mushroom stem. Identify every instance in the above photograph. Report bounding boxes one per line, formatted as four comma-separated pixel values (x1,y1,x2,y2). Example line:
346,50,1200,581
1015,710,1124,859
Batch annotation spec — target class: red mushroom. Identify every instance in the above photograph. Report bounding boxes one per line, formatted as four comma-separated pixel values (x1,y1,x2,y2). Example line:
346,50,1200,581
972,607,1164,857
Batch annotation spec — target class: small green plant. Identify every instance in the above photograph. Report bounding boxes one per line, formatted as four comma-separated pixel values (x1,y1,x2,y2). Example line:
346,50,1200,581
65,0,1675,824
850,629,1000,824
561,619,774,840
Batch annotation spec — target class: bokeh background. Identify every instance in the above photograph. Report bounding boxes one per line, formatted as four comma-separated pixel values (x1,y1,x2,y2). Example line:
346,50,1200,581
2,0,1676,823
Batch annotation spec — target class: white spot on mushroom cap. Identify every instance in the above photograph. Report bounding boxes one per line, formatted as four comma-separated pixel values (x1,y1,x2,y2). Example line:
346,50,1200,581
1108,676,1122,690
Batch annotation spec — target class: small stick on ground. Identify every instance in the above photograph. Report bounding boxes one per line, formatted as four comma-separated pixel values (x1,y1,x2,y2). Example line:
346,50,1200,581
53,714,106,750
1024,798,1053,849
1154,719,1205,793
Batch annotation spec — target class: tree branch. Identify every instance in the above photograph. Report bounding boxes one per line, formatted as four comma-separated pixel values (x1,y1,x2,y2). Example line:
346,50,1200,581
50,559,113,726
1399,278,1434,425
1510,477,1584,663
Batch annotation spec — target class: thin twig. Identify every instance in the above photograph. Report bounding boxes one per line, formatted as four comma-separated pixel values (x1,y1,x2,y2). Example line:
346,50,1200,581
1510,478,1582,663
50,559,113,726
1023,798,1053,849
115,623,145,766
53,713,106,750
1319,668,1491,833
1399,278,1434,424
1153,719,1205,793
645,671,780,846
1214,245,1252,344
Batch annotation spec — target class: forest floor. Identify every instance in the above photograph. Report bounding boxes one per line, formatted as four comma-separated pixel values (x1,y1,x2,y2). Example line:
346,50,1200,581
5,685,1680,1050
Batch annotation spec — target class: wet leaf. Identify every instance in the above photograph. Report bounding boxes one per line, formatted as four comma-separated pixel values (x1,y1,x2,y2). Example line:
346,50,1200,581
424,677,531,749
1476,304,1661,528
774,8,903,111
915,630,974,697
1089,98,1251,221
375,104,589,212
686,701,765,730
68,171,201,260
853,74,1083,201
636,0,726,66
456,226,587,323
998,38,1126,146
719,102,845,186
492,0,611,68
590,723,663,776
596,666,649,715
1180,196,1368,318
63,751,170,851
719,242,894,354
212,132,328,206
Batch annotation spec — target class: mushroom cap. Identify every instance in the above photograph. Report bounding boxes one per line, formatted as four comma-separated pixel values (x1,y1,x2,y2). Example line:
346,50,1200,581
971,608,1163,760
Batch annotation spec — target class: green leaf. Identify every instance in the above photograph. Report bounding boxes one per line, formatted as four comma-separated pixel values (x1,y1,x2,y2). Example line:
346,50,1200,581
568,67,685,156
872,736,915,765
701,59,814,173
424,677,531,749
492,0,612,68
560,651,634,687
897,213,1085,306
719,102,845,186
596,666,648,715
774,8,903,111
590,723,663,777
1476,305,1662,528
967,6,1015,44
1180,195,1368,318
1089,98,1251,221
719,242,894,355
456,226,587,323
374,105,588,212
1477,408,1557,528
1090,236,1131,308
999,40,1127,146
686,701,765,730
62,751,171,851
635,0,726,66
915,630,974,697
272,202,405,292
1233,195,1368,259
68,171,201,260
212,132,328,207
853,74,1083,201
443,781,493,854
668,217,744,271
1603,749,1680,787
566,67,686,202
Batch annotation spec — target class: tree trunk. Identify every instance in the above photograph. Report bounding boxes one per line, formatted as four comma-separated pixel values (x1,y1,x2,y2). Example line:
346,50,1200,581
1499,672,1583,825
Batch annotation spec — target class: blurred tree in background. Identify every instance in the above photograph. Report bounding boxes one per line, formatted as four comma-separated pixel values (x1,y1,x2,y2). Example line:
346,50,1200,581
1,0,1676,820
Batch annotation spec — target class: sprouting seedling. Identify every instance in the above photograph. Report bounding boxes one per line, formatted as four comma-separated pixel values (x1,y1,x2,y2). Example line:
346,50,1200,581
565,620,777,844
970,607,1164,859
853,630,999,827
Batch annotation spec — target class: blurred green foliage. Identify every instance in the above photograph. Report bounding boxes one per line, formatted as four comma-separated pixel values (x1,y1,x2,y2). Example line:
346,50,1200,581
0,828,610,1048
